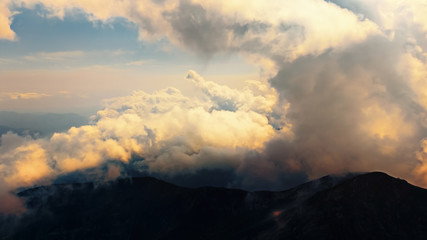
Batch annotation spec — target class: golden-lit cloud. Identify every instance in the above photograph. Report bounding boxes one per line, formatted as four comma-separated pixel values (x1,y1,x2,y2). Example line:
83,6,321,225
4,0,427,213
361,103,414,141
0,92,50,100
0,71,281,209
5,143,52,187
0,1,15,40
5,0,380,61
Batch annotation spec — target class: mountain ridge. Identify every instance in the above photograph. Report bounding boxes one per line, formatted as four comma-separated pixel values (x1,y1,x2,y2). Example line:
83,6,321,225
1,172,427,239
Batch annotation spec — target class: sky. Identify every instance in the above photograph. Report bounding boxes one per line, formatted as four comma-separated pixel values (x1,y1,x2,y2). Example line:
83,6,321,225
2,0,427,214
0,2,258,114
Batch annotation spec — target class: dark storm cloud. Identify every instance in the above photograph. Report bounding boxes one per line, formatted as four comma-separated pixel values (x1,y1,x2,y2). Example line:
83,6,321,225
269,34,427,179
164,2,229,56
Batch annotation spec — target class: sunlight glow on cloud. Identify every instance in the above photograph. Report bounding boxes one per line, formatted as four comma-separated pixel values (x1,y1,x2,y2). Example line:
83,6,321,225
0,71,286,210
0,1,15,40
5,0,380,61
0,92,50,100
3,0,427,213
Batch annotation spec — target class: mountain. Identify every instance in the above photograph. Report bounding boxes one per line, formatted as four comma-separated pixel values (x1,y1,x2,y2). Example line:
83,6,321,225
1,172,427,239
0,111,88,137
0,125,39,138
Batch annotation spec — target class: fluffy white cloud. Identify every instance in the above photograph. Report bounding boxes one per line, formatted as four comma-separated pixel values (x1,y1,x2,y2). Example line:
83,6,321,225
5,0,380,61
0,71,282,213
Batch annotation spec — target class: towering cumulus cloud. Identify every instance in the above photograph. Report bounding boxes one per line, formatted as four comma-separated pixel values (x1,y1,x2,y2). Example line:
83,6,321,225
2,0,427,212
0,70,290,208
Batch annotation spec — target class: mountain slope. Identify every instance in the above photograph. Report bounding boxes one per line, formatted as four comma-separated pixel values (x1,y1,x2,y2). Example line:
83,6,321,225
275,172,427,239
1,172,427,239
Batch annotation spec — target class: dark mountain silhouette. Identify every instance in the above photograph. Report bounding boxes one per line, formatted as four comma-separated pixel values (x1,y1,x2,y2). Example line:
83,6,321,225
1,172,427,239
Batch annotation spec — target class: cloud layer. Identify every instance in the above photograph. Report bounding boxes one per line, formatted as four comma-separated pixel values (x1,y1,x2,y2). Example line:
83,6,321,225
4,0,378,59
2,0,427,213
0,71,292,210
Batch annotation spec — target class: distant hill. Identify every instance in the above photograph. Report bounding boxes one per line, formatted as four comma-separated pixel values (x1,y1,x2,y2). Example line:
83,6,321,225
1,172,427,239
0,111,88,137
0,125,39,138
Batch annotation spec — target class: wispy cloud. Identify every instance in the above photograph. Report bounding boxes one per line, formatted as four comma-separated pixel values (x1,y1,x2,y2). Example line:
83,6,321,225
0,92,50,100
125,60,152,66
0,58,20,65
23,51,85,62
111,49,133,56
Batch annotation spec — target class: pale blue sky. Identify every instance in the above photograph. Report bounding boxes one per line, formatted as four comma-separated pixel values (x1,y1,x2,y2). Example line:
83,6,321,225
0,4,258,114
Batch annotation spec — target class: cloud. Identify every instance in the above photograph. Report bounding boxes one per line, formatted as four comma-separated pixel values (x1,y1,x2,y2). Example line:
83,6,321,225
22,51,85,62
6,0,379,60
0,1,15,40
0,58,20,65
0,92,50,100
327,0,427,33
0,180,25,215
125,60,152,66
269,36,425,180
3,0,427,213
0,71,284,213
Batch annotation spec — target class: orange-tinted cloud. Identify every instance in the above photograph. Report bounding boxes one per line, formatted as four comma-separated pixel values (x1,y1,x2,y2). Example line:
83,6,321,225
0,1,15,40
0,71,283,213
3,0,427,213
1,92,50,100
